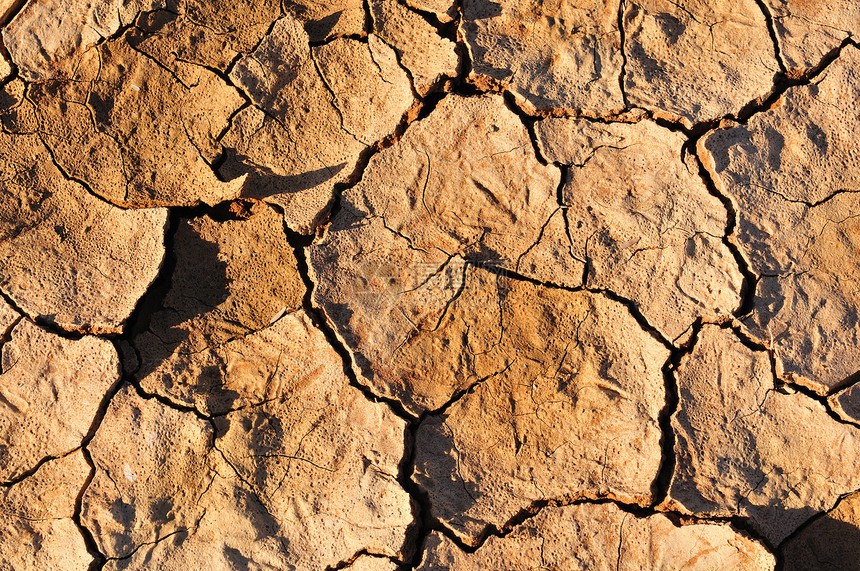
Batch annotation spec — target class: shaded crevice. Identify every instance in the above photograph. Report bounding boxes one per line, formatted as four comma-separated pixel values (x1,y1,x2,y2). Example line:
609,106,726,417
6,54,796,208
462,257,583,294
617,0,630,109
0,286,89,340
0,0,29,28
326,549,404,570
433,493,777,556
0,311,22,354
688,144,759,319
514,207,562,274
370,33,423,105
308,48,372,147
282,221,419,424
754,184,860,209
362,0,374,36
395,0,447,35
651,321,702,507
773,487,860,570
752,0,788,74
322,87,449,231
500,90,550,169
774,378,860,429
419,361,512,423
829,371,860,399
719,322,860,428
681,36,852,141
103,525,196,565
0,447,84,488
120,208,181,371
76,448,108,571
127,379,212,421
31,125,131,212
587,287,673,350
307,33,370,48
395,420,433,570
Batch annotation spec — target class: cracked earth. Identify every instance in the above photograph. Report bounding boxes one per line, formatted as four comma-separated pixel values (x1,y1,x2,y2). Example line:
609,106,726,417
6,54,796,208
0,0,858,569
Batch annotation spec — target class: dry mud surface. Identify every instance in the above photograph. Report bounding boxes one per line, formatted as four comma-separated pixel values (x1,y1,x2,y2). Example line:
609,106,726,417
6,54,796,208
0,0,858,569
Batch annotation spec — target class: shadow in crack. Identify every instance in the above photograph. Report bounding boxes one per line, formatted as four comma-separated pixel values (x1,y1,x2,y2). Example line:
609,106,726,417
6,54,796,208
781,506,860,570
218,148,346,203
128,215,242,415
303,10,343,41
412,416,479,519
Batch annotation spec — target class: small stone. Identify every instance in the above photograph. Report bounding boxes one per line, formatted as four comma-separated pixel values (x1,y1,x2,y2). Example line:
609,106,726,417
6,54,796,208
537,116,743,342
418,502,774,569
765,0,860,74
624,0,778,127
0,451,93,570
413,276,668,545
371,0,460,95
134,206,304,414
460,0,624,115
700,45,860,393
665,325,860,544
781,491,860,570
0,320,119,481
222,16,414,233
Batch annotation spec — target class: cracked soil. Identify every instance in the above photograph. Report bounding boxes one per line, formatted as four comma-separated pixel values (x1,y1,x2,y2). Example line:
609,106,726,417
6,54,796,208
0,0,858,569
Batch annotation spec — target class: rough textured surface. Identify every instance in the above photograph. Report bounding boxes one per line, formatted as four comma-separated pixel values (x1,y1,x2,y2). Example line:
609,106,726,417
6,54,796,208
666,325,860,544
701,45,860,393
0,451,93,570
538,116,743,342
781,491,860,570
29,36,247,208
311,94,574,414
624,0,778,127
0,319,119,481
413,275,668,544
460,0,624,115
766,0,860,73
2,0,859,567
419,502,774,569
87,331,413,568
81,385,215,559
0,114,167,333
0,298,19,334
133,206,305,414
2,0,162,81
371,0,459,96
222,16,415,233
